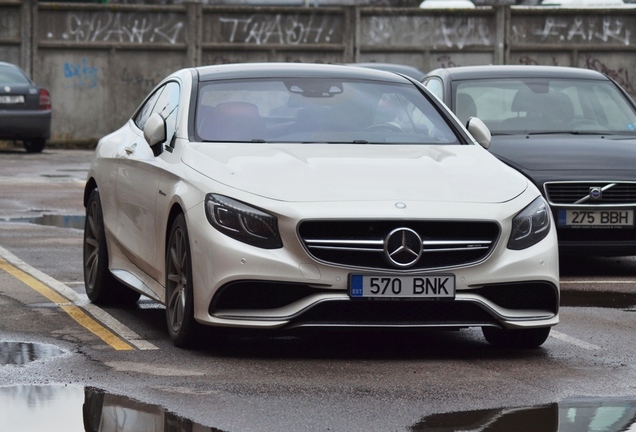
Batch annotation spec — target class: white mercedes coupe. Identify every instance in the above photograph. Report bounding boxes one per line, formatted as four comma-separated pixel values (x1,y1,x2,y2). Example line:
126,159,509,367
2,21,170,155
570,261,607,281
83,63,559,348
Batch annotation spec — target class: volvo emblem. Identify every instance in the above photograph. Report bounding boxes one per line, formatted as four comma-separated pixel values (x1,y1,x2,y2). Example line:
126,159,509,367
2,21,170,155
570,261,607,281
4,86,10,93
589,187,603,201
384,228,423,268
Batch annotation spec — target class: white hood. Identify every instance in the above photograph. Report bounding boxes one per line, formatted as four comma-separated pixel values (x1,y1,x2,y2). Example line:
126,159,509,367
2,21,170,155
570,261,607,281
183,143,527,203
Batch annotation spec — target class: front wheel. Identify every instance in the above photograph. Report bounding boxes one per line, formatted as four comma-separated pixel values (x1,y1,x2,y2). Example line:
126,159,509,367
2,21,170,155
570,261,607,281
23,138,46,153
165,214,200,347
83,189,141,305
482,326,551,349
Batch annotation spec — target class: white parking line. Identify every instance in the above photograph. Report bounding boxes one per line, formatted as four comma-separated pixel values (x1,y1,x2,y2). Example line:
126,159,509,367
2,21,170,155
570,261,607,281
550,330,602,351
561,280,636,284
0,245,158,350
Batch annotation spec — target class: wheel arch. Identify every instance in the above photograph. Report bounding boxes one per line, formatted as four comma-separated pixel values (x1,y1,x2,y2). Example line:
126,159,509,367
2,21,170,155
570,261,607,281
84,178,98,207
165,203,186,253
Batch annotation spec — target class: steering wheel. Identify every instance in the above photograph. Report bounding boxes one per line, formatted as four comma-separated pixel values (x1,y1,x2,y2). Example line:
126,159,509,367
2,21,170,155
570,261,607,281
366,123,404,133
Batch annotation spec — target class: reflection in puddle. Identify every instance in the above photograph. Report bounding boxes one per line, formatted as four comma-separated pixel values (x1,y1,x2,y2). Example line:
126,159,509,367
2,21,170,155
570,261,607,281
0,342,65,365
2,214,85,230
0,385,221,432
561,290,636,310
413,397,636,431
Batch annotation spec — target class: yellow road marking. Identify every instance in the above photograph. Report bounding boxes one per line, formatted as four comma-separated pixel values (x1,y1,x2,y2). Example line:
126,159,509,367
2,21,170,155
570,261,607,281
0,257,134,351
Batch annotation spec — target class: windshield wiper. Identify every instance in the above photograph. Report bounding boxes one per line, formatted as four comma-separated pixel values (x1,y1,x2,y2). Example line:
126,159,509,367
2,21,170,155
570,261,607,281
519,131,608,136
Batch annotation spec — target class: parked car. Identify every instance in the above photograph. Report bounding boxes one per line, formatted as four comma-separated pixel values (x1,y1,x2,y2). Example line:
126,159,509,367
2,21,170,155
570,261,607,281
83,63,559,349
420,0,476,8
423,65,636,256
0,61,51,153
344,63,427,81
540,0,629,6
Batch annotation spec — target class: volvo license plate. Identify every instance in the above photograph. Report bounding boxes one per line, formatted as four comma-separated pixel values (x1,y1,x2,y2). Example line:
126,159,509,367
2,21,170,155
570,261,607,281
349,274,455,299
558,209,634,228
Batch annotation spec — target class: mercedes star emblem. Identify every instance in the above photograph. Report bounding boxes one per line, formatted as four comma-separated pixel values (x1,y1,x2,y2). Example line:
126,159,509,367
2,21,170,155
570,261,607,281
384,227,423,268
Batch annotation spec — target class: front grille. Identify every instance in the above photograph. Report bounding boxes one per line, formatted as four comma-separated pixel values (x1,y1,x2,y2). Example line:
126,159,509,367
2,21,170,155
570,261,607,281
289,300,497,327
211,281,330,311
298,220,499,271
473,282,559,313
545,182,636,205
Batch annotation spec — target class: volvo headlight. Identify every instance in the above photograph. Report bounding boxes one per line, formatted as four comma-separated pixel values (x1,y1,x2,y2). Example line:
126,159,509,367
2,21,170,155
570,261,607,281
205,194,283,249
508,197,551,250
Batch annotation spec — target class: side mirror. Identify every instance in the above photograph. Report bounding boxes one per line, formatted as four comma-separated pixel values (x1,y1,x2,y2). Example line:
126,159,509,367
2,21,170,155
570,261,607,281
144,113,167,148
466,117,491,149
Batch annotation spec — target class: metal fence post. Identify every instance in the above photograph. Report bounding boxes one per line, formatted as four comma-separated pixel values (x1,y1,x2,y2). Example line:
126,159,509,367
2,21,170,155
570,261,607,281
21,0,35,75
185,0,202,67
494,4,509,65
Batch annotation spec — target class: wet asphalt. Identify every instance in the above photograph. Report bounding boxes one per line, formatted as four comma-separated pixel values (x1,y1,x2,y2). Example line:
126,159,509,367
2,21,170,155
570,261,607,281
0,147,635,431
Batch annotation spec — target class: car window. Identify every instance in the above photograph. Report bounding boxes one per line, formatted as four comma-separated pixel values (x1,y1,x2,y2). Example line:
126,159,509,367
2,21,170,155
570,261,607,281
134,82,180,141
134,87,163,131
152,82,180,142
455,78,636,135
422,77,444,100
0,64,31,85
195,78,460,144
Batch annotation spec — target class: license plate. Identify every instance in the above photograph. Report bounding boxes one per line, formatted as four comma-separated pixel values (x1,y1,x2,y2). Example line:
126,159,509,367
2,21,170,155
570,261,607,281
350,274,455,299
0,95,24,104
558,209,634,228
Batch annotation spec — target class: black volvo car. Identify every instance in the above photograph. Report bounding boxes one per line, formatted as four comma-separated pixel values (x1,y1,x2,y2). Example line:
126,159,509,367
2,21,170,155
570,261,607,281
423,65,636,256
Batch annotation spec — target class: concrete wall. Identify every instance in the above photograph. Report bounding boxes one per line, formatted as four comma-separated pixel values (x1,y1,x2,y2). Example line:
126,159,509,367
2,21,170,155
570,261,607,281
2,0,636,144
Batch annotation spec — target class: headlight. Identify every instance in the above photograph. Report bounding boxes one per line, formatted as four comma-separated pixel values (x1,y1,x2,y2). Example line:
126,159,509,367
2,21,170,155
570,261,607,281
507,197,551,250
205,194,283,249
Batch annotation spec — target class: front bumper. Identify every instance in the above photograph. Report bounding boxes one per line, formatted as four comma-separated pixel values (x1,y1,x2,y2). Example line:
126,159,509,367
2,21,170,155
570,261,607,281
188,198,560,332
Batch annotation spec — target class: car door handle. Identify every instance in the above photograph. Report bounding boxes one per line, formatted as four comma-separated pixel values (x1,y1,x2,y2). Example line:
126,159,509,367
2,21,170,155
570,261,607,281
124,143,137,155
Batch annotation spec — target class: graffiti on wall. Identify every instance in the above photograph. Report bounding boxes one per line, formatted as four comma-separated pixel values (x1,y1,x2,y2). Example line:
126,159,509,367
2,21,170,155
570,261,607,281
515,54,634,93
63,58,99,89
50,12,184,44
217,14,339,45
584,55,634,93
364,16,492,49
517,55,559,66
512,16,631,45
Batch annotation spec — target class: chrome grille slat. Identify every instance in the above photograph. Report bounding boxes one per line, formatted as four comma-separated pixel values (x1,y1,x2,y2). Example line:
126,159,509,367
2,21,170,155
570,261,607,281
298,220,499,271
545,181,636,205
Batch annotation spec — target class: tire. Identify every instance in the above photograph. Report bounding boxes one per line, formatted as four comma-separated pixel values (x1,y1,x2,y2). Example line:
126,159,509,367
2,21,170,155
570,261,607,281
83,189,141,305
482,326,551,349
23,138,46,153
165,214,200,347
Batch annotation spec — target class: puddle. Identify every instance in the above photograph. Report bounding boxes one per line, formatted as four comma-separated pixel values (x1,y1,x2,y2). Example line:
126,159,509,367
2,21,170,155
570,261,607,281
0,342,65,366
561,290,636,310
413,397,636,431
1,385,633,432
3,214,85,230
0,385,223,432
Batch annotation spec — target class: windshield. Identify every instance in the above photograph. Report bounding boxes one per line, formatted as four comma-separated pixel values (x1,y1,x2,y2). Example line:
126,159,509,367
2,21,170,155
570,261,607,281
195,78,460,144
455,78,636,135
